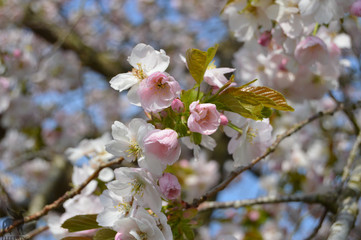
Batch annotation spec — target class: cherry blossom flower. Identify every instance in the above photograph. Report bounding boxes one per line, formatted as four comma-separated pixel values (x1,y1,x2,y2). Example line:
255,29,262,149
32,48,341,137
294,36,329,66
187,101,221,135
112,208,172,240
105,119,154,163
203,61,235,88
171,98,184,112
225,112,273,167
138,71,181,112
158,173,181,200
107,167,162,214
141,129,181,176
110,43,170,105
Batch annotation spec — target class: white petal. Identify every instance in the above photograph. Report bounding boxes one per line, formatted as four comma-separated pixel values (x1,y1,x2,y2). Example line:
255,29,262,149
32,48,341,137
107,180,133,196
201,135,216,151
96,208,122,227
98,168,115,182
110,73,138,92
111,121,130,141
127,84,141,106
298,0,319,16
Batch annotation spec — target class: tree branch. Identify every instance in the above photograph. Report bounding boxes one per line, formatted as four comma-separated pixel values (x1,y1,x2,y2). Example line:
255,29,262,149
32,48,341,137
191,101,361,207
197,191,337,212
327,165,361,240
0,157,124,237
341,130,361,183
304,208,328,240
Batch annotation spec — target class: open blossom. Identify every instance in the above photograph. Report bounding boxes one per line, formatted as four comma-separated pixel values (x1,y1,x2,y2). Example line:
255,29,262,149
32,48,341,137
141,129,181,176
187,101,221,135
204,62,235,88
294,36,329,65
225,112,273,167
110,43,170,105
107,167,162,214
158,173,181,200
138,72,181,112
105,119,155,163
113,208,172,240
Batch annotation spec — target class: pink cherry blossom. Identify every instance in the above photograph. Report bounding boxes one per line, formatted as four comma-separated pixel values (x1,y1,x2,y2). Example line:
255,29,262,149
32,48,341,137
187,101,221,135
294,36,329,65
138,72,181,112
158,173,181,200
258,31,272,46
350,0,361,17
141,129,181,176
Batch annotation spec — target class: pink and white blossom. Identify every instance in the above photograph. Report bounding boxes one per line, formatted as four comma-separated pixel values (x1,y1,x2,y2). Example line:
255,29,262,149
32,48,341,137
141,129,181,176
204,63,235,88
187,101,221,135
158,173,181,200
107,167,162,214
110,43,170,105
138,71,181,112
294,36,329,65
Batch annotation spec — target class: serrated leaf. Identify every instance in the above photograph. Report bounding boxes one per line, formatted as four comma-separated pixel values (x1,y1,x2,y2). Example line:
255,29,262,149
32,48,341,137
93,228,117,240
241,86,294,111
215,92,264,120
61,214,101,233
186,45,218,84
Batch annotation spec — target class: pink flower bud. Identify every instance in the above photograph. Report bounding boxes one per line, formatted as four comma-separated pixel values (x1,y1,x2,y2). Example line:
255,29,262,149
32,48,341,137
171,98,184,112
350,0,361,17
294,36,329,65
258,31,272,47
159,173,181,200
187,101,221,135
220,114,228,126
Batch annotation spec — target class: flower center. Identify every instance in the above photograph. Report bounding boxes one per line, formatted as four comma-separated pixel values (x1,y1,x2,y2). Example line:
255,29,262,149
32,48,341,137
132,64,147,80
130,176,146,197
126,140,141,160
246,127,257,143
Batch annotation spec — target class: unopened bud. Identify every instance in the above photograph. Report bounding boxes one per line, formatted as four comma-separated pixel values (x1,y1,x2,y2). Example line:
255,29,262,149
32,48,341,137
171,98,184,113
220,114,229,126
351,0,361,17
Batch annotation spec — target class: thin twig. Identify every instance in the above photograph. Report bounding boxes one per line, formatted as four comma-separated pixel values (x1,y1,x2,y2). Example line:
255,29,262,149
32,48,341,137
191,101,361,207
197,192,335,211
23,225,49,240
341,130,361,184
304,208,328,240
0,157,123,237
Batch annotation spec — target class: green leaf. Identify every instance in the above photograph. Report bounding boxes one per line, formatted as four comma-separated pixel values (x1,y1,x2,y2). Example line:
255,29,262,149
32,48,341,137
241,86,294,111
180,89,199,110
261,107,272,118
61,214,101,233
214,92,264,120
186,45,218,84
93,228,117,240
191,132,202,145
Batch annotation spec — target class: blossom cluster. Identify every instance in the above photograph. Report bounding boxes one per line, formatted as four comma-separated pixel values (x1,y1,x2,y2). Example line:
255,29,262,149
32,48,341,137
223,0,359,102
47,42,287,239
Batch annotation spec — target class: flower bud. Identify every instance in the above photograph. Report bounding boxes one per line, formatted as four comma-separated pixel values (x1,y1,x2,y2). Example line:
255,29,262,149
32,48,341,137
258,31,272,47
171,98,184,113
220,114,229,126
350,0,361,17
